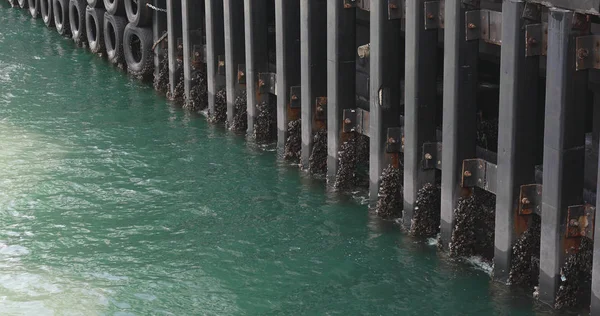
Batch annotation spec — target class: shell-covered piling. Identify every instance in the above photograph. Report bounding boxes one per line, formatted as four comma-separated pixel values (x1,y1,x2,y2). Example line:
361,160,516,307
284,119,301,161
334,136,359,190
153,55,169,92
450,188,496,260
183,70,208,112
208,88,227,123
308,130,327,174
508,215,541,288
254,101,275,143
228,90,248,132
375,164,403,219
409,183,441,237
554,237,594,309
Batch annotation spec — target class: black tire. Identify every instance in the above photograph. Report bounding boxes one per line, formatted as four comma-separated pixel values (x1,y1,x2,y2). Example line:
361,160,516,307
28,0,39,18
86,0,101,8
102,0,123,16
40,0,53,27
69,0,86,45
123,23,153,76
53,0,69,35
104,12,127,65
18,0,28,9
124,0,150,27
86,7,105,53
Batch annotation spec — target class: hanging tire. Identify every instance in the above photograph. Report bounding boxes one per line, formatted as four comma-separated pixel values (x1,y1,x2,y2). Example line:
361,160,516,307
124,0,150,27
69,0,86,45
86,0,102,8
86,7,105,54
53,0,69,35
40,0,53,27
28,0,39,18
104,13,127,65
103,0,123,16
18,0,28,9
123,23,153,76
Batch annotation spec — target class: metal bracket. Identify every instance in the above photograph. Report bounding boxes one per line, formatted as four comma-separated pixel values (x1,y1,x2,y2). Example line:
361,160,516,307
217,55,225,75
342,108,370,137
566,204,595,239
422,142,442,170
576,35,600,70
388,0,405,20
315,97,327,121
519,184,542,216
525,23,548,57
289,86,301,108
258,72,277,95
465,10,502,45
521,3,541,22
192,45,206,67
237,64,246,84
385,127,403,153
344,0,370,10
424,0,444,30
461,158,497,194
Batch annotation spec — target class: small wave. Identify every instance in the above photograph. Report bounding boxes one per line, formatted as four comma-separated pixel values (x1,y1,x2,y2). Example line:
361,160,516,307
466,256,493,275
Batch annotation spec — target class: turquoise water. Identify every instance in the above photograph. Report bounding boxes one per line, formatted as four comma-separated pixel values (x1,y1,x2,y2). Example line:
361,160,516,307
0,3,563,315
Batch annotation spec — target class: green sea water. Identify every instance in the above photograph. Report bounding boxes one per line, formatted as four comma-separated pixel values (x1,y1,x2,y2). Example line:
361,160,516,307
0,3,569,315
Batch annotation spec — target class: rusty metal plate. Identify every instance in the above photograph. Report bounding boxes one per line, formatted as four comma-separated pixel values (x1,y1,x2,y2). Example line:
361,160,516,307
422,142,442,170
521,3,541,22
342,109,357,133
488,10,502,45
343,0,357,9
424,1,440,30
525,23,548,57
356,108,370,137
314,97,327,121
388,0,404,20
461,158,497,194
385,127,403,153
519,184,542,215
289,86,301,108
566,204,595,239
465,10,482,41
217,55,226,75
576,35,600,70
258,72,277,95
237,64,246,84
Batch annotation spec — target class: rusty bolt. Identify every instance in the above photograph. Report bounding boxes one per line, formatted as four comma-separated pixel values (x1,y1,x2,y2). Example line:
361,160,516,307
425,153,433,160
317,106,324,112
569,219,579,227
427,13,434,20
318,98,327,106
577,48,589,60
218,61,225,67
194,51,200,57
291,95,298,101
468,23,476,30
344,118,352,124
238,71,245,77
463,170,472,177
527,37,538,45
259,79,265,87
521,198,530,205
389,3,398,9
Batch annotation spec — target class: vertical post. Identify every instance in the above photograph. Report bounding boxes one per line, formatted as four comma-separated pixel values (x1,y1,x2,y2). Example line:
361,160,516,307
538,8,586,306
224,0,246,126
493,0,540,282
153,0,167,82
181,0,204,99
275,0,301,151
593,148,600,316
403,0,438,229
369,0,403,205
326,0,356,181
167,0,182,97
300,0,327,169
244,0,270,135
205,0,225,116
440,0,479,248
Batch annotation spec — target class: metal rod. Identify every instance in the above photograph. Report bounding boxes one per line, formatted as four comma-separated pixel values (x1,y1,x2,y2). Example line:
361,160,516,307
275,0,301,151
166,0,182,97
326,0,356,181
153,0,167,84
440,0,479,248
300,0,327,169
403,0,439,230
205,0,225,117
224,0,246,127
244,0,270,135
493,0,540,282
538,7,587,306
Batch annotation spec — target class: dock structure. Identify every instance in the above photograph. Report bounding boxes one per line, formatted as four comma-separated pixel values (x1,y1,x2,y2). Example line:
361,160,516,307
5,0,600,312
